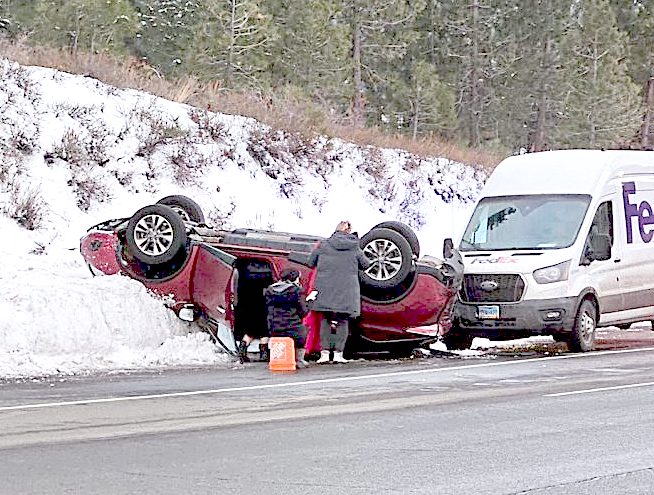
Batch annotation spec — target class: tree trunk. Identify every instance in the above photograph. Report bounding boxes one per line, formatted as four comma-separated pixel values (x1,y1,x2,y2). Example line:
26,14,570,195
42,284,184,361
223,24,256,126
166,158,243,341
469,0,481,148
531,38,551,152
351,18,364,127
412,95,420,140
642,75,654,150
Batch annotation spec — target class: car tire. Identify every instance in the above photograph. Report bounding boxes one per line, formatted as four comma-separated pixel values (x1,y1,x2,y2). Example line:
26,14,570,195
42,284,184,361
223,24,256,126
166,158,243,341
372,221,420,257
126,204,187,265
569,299,597,352
156,195,205,224
360,227,413,290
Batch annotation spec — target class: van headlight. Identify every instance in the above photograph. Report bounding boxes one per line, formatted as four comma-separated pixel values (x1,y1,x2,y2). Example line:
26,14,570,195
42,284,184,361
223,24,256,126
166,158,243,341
533,260,571,284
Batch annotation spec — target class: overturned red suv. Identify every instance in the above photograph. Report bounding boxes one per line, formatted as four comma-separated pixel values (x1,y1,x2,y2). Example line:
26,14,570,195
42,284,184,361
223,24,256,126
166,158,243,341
80,195,463,357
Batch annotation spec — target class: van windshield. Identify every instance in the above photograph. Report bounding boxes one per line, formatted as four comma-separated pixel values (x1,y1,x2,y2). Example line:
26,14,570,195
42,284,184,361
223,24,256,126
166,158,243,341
460,194,591,251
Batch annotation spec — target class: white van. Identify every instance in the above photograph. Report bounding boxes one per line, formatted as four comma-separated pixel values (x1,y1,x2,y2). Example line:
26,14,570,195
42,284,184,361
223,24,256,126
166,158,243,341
449,149,654,352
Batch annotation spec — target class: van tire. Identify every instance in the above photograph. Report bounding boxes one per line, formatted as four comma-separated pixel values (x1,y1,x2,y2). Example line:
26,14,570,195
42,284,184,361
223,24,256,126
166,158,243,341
157,195,205,224
569,299,597,352
126,204,187,265
360,227,413,290
372,221,420,257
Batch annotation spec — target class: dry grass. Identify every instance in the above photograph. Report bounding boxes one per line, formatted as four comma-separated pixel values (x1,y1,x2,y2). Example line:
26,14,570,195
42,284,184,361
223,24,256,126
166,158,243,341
1,39,502,171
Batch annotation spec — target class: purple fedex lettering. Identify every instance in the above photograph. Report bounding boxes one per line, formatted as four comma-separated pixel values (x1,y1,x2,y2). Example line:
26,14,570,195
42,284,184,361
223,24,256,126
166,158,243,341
622,181,654,244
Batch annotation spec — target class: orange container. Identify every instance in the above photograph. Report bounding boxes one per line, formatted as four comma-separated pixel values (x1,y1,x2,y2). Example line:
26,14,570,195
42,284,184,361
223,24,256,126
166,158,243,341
268,337,296,372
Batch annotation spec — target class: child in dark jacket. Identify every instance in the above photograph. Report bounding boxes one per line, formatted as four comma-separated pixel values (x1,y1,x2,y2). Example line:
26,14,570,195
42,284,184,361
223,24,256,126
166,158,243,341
264,268,309,367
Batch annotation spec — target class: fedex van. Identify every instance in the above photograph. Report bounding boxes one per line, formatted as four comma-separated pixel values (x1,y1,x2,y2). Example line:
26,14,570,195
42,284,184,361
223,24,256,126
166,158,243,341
449,149,654,352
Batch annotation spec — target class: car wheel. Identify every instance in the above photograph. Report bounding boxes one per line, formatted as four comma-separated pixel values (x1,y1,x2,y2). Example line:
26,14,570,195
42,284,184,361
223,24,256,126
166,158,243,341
372,221,420,257
156,195,205,224
569,299,597,352
126,204,187,265
360,227,413,289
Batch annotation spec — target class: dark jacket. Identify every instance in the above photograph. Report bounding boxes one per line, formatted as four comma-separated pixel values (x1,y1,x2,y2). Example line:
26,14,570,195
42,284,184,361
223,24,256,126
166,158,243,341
307,231,371,317
264,280,308,336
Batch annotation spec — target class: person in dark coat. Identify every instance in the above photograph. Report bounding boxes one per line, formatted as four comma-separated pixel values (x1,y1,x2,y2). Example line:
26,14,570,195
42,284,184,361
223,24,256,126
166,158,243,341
307,220,371,363
264,268,309,367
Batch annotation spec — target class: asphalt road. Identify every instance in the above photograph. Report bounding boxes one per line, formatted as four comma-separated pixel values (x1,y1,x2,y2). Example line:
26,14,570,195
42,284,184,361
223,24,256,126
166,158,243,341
2,329,654,494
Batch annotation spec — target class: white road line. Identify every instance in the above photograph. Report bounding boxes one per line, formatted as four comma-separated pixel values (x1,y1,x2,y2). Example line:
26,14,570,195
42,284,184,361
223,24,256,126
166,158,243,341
2,346,654,412
545,381,654,397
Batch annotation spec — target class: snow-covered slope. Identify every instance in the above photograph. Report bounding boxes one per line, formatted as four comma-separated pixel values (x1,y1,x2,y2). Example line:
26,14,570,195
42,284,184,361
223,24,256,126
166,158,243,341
0,59,485,378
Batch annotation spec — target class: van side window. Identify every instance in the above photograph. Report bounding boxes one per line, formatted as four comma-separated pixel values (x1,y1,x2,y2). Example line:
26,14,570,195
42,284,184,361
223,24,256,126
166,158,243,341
591,201,614,246
581,201,614,264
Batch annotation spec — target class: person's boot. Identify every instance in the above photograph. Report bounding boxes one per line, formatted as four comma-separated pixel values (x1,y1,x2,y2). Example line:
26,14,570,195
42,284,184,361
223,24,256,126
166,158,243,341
295,349,308,368
237,340,250,363
316,350,330,364
332,351,349,363
259,343,269,362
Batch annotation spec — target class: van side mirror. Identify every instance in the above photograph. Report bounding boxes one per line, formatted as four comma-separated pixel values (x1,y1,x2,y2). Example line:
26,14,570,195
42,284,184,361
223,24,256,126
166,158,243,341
443,238,454,259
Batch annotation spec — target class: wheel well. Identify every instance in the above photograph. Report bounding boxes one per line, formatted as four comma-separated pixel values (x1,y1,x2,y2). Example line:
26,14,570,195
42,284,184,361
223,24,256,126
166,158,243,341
578,291,599,322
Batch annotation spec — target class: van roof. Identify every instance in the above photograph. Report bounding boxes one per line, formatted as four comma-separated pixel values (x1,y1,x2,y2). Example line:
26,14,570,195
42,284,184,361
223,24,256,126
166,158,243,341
483,149,654,197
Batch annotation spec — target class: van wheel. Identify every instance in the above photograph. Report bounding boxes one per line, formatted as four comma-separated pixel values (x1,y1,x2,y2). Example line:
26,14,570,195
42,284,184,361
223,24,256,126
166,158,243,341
372,221,420,257
616,323,631,330
569,299,597,352
126,204,187,265
360,227,413,290
156,195,205,224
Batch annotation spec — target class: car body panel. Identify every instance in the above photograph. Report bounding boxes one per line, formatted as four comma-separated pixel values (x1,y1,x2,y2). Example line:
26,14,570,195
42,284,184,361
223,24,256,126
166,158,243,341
80,220,461,351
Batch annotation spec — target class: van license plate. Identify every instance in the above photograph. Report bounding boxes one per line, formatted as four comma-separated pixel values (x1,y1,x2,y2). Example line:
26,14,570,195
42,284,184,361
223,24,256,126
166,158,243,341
478,305,499,319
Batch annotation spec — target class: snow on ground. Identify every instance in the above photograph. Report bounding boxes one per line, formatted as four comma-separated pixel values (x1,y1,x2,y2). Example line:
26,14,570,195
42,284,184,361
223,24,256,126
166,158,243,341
0,59,485,379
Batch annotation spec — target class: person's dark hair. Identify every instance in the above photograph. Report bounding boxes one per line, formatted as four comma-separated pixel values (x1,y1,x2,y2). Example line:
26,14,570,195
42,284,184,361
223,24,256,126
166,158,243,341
280,268,300,282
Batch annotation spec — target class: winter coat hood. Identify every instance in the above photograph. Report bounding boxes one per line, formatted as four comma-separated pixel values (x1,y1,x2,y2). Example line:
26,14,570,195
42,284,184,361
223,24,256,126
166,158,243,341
326,231,360,251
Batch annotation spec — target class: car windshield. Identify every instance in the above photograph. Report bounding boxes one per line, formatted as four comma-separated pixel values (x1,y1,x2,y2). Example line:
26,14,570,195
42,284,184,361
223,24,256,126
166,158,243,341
459,194,591,251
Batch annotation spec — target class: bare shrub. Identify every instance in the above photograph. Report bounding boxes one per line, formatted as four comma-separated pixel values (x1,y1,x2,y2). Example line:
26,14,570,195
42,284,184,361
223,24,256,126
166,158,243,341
188,108,227,142
168,146,208,186
207,201,236,230
398,179,426,229
51,130,110,211
0,145,23,183
9,128,38,155
358,148,388,183
0,39,501,170
2,182,47,230
1,59,37,99
67,173,109,211
133,106,188,157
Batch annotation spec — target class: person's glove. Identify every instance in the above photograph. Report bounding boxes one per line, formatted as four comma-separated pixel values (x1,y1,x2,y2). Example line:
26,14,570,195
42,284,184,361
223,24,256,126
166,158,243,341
306,290,318,302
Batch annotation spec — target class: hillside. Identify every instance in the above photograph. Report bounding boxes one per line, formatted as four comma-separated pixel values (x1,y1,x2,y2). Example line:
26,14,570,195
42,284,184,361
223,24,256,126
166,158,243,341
0,59,486,378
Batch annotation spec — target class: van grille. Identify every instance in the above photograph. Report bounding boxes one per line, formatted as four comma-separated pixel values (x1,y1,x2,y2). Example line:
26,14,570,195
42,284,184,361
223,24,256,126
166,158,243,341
460,274,525,303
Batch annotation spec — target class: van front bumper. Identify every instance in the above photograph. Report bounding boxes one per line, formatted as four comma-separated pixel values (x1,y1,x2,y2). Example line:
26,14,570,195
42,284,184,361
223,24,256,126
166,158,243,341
454,297,578,338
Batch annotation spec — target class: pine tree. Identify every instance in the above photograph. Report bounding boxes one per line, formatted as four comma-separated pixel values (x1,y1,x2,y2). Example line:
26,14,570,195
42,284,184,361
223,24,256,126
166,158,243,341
129,0,202,75
183,0,274,90
264,0,350,110
23,0,139,55
339,0,427,127
610,0,654,148
555,0,641,148
488,0,572,151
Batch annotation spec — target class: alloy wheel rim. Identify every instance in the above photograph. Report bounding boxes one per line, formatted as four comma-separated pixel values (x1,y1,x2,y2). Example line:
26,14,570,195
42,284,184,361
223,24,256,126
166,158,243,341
580,310,595,344
363,239,403,281
133,214,175,256
170,206,191,222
